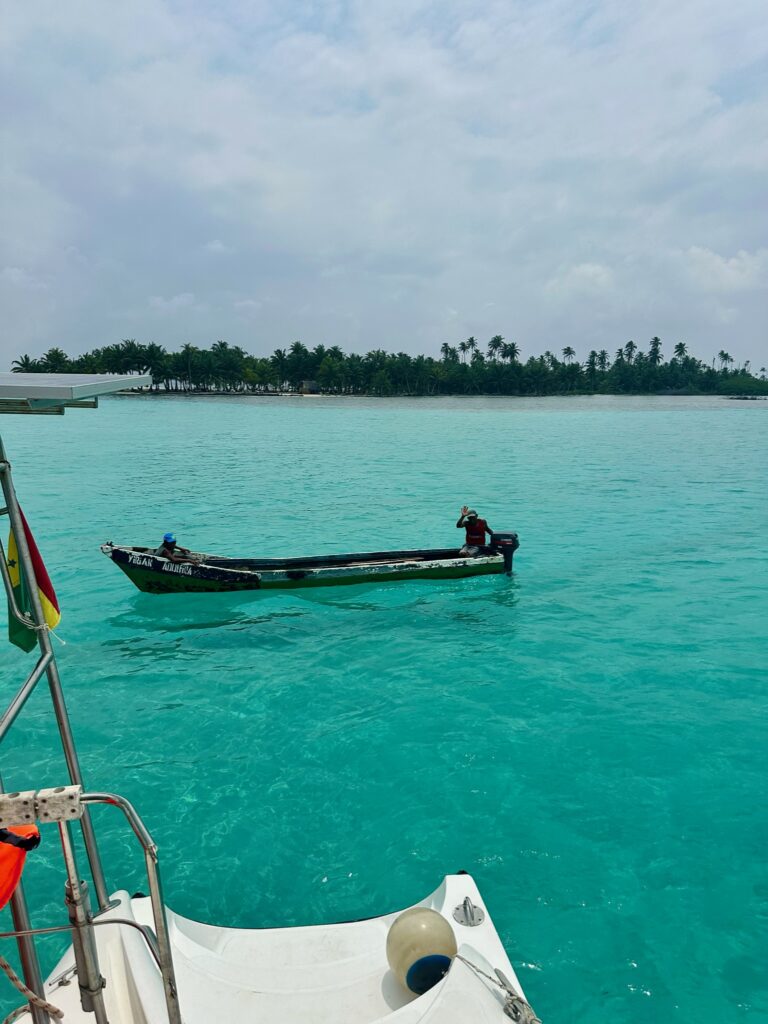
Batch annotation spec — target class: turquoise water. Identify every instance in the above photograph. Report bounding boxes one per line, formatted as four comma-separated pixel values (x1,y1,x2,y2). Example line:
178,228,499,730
1,394,766,1022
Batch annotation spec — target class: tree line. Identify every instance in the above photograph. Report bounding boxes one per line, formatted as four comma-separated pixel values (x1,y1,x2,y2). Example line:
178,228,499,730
10,337,767,396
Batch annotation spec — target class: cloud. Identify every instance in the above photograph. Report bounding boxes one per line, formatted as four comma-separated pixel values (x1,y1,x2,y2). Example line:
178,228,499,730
205,239,233,254
234,298,262,317
1,0,767,367
685,246,768,292
149,292,197,311
545,263,615,297
0,267,48,291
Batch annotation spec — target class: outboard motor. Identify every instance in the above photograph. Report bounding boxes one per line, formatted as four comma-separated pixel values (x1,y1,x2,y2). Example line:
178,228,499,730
490,532,519,575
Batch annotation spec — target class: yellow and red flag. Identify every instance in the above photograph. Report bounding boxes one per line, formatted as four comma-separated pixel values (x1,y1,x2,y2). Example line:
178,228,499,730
6,509,60,651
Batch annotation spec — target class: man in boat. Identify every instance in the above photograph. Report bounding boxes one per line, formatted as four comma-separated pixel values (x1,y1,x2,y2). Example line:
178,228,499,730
153,533,198,564
456,507,493,556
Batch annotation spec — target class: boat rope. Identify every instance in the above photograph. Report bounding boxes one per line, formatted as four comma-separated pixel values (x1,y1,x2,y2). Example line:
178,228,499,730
16,621,65,644
455,954,541,1023
0,954,64,1021
2,1009,28,1024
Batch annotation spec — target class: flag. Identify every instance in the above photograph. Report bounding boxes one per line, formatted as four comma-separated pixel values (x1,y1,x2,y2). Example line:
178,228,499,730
6,509,60,651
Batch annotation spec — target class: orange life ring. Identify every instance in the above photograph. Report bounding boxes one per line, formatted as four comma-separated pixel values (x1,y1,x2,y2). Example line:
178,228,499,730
0,826,40,909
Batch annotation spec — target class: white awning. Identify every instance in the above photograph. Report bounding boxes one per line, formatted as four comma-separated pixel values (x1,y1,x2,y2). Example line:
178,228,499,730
0,373,152,401
0,373,151,414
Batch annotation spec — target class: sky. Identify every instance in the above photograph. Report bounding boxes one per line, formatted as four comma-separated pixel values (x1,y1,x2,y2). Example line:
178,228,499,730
1,0,767,369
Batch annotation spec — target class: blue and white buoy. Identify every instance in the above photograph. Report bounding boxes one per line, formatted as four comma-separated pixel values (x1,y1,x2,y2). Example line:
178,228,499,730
386,907,458,994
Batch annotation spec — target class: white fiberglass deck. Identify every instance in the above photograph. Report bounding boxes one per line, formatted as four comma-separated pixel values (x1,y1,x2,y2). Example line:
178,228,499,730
21,876,526,1024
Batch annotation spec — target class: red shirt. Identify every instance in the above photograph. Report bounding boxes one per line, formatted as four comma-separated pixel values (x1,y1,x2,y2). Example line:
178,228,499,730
465,518,489,545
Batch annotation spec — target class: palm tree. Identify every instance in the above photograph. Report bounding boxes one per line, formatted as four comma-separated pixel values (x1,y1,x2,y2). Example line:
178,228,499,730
13,337,747,398
11,354,39,372
317,355,342,393
501,341,519,364
39,347,71,373
118,338,146,373
144,343,168,389
179,342,198,390
270,349,288,389
286,341,310,389
585,350,598,386
345,353,364,393
371,369,392,395
73,351,102,373
487,335,503,361
209,340,247,390
98,344,123,374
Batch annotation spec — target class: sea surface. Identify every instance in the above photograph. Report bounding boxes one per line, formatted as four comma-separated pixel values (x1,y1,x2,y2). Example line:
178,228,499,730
1,394,766,1022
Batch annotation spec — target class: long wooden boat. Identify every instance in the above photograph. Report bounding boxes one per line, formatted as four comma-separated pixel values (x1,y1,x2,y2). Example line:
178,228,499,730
100,533,520,593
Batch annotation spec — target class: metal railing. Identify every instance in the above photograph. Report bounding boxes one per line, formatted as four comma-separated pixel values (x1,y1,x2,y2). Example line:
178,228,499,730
0,788,182,1024
83,793,180,1021
0,444,108,908
0,435,181,1023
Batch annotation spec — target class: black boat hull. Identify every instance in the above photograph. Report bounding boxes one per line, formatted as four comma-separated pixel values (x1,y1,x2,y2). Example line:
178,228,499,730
101,538,519,594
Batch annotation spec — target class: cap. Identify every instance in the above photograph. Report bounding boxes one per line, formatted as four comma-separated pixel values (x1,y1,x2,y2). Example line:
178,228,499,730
466,509,478,518
163,533,176,543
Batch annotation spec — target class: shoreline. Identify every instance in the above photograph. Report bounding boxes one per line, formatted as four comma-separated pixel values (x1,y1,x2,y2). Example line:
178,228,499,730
112,389,766,400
